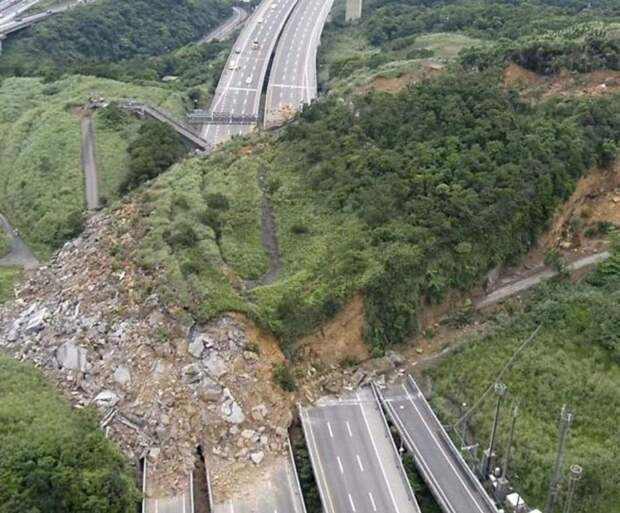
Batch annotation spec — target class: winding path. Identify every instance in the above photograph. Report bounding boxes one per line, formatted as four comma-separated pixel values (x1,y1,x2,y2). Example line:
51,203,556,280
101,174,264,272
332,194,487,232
200,6,247,44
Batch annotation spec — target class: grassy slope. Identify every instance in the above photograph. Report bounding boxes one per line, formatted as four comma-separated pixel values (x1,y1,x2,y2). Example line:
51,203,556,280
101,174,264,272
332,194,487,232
0,75,186,257
426,249,620,512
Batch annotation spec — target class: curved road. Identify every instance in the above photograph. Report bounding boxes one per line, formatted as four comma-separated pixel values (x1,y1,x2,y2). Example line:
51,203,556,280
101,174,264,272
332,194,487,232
200,6,248,44
200,0,299,146
0,213,38,269
265,0,334,127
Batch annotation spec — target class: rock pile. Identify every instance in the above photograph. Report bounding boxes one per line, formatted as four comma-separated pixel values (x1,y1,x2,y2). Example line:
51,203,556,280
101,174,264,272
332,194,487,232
0,212,294,498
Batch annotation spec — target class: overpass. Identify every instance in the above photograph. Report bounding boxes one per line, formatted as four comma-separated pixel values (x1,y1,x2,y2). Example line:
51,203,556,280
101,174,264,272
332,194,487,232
300,386,421,513
378,376,499,513
119,100,212,152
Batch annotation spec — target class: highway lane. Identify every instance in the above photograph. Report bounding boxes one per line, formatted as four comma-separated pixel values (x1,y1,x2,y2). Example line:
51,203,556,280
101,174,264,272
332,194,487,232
201,0,299,146
265,0,333,127
380,377,499,513
300,387,420,513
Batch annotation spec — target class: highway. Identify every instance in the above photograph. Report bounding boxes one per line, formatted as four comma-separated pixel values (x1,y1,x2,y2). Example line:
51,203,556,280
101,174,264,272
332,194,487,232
300,387,420,513
379,376,499,513
200,6,248,44
265,0,334,127
200,0,299,146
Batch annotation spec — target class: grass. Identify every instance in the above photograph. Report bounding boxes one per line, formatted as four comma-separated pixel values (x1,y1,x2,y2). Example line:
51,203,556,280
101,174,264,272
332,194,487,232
425,253,620,513
0,230,11,257
413,32,485,60
0,267,20,303
0,75,187,257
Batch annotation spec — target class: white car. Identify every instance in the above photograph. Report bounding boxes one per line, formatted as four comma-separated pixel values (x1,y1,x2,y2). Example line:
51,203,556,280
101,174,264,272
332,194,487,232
245,75,253,85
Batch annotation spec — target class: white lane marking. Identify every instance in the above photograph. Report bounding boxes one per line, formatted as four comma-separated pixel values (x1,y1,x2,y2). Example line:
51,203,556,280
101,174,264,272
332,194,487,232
357,390,402,513
300,408,337,513
337,456,344,474
383,393,456,513
400,384,488,512
348,494,357,512
229,501,234,513
356,454,364,472
345,421,353,437
327,421,334,438
369,492,377,512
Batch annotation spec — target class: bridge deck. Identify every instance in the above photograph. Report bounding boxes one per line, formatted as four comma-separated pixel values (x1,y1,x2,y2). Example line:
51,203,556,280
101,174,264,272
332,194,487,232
379,376,498,513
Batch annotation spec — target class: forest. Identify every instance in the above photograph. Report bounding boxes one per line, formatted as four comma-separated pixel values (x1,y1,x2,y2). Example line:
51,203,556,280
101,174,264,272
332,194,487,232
0,356,138,513
0,0,230,77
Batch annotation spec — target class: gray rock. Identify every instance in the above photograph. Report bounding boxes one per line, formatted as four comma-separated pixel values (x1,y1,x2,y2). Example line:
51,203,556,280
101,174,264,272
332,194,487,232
197,378,223,402
275,426,288,438
181,363,203,384
351,368,366,388
250,451,264,465
24,308,48,335
94,390,119,408
56,341,89,372
113,365,131,386
203,352,227,378
188,338,204,358
221,399,245,424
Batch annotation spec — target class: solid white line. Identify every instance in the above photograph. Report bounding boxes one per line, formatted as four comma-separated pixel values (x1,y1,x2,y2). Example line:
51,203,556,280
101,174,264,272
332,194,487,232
348,494,356,512
356,454,364,472
357,390,402,513
337,456,344,474
383,396,456,513
327,421,334,438
346,421,353,437
301,408,337,513
400,384,487,513
369,492,377,512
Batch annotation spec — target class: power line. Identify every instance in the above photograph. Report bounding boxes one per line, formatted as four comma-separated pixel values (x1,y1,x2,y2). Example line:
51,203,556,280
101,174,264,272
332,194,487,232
454,324,542,429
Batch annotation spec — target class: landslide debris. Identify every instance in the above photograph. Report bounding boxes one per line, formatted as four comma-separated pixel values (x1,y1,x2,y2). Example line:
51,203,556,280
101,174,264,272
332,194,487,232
0,210,295,498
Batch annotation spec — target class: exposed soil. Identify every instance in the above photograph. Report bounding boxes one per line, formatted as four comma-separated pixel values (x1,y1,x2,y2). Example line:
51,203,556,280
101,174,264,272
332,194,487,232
298,295,369,365
503,63,620,101
360,63,446,94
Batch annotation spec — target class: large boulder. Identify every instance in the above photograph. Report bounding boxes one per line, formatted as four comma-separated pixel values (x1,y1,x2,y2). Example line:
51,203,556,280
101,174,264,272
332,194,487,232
55,341,90,372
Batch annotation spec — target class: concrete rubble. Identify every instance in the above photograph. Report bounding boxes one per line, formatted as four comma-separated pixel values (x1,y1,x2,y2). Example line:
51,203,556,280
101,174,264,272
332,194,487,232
0,212,296,498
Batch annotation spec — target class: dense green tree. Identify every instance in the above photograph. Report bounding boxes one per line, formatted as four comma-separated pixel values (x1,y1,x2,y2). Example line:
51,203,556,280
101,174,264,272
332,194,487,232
0,356,138,513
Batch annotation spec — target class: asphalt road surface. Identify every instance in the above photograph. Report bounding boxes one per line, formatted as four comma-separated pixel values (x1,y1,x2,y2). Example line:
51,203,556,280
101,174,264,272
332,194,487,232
201,0,299,146
80,115,100,210
475,251,610,309
0,0,40,22
264,0,333,127
201,6,248,44
0,213,38,269
380,377,498,513
211,455,305,513
300,387,420,513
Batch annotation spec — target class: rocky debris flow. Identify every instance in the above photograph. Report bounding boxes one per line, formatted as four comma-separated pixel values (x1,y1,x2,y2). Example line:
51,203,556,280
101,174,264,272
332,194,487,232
0,211,294,498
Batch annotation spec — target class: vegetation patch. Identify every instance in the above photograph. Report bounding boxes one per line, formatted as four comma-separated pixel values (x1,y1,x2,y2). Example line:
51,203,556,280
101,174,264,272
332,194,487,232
427,241,620,513
0,76,186,257
0,355,138,512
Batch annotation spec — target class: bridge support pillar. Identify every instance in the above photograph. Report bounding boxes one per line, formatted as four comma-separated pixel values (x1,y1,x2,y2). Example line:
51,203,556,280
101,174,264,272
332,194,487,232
345,0,362,21
0,35,5,55
494,476,510,504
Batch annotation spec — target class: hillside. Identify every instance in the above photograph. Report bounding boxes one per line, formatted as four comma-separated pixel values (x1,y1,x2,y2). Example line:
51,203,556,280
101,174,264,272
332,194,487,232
127,72,620,354
0,75,188,257
426,241,620,512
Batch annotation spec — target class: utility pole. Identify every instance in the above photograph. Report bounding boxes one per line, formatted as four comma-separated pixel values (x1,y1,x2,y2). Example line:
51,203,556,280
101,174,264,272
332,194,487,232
544,405,574,513
495,402,519,503
562,464,583,513
480,382,506,479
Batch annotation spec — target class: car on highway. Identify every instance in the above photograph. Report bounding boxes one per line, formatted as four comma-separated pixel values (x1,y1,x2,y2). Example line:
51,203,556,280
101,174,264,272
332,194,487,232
258,17,264,23
234,47,241,54
245,75,253,85
252,39,259,49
